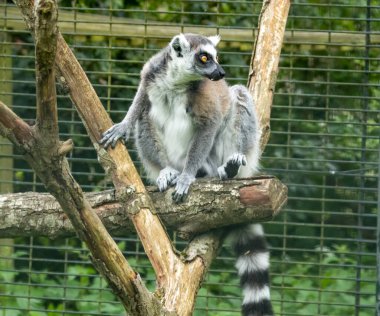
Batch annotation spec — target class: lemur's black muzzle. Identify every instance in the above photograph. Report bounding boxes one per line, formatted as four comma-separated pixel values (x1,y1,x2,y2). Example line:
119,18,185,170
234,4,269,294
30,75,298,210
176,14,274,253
208,64,225,81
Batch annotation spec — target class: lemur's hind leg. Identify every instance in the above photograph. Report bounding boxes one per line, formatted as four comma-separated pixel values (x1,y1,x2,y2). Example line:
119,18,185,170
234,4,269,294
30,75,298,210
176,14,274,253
218,153,247,179
217,84,259,180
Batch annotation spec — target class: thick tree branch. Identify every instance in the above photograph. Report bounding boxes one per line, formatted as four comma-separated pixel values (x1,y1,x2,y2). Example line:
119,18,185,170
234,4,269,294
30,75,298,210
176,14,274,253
0,177,286,239
0,101,34,150
248,0,290,150
34,0,59,134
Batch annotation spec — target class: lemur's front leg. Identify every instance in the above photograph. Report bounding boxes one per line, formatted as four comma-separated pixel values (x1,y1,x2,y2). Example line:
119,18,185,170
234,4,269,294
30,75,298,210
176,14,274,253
172,122,218,203
100,82,148,148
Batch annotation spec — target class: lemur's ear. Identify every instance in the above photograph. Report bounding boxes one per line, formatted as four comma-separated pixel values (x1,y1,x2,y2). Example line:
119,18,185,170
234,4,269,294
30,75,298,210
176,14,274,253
170,34,190,57
208,35,221,47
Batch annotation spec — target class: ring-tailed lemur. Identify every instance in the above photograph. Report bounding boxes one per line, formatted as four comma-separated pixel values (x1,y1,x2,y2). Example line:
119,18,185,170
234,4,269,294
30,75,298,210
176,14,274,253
101,33,274,316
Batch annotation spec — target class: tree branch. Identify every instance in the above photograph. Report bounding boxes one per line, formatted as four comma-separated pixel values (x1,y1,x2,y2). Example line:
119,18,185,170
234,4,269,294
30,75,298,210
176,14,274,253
34,0,59,134
248,0,291,151
55,30,198,312
0,100,34,150
0,176,286,240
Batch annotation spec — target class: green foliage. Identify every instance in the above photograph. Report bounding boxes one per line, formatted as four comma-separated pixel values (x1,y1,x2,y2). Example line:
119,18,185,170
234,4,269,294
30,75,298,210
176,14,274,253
270,245,376,316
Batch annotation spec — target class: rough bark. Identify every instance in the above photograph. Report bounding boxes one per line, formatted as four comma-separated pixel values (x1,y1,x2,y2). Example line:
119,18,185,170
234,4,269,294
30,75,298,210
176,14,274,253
248,0,291,151
0,176,287,239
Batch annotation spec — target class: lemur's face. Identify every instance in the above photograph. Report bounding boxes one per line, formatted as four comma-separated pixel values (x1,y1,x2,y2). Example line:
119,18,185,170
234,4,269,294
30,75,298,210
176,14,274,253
170,33,225,81
194,44,225,81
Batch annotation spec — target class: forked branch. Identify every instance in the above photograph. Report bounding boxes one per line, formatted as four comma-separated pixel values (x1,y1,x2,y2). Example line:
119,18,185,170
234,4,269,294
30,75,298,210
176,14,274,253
4,1,164,314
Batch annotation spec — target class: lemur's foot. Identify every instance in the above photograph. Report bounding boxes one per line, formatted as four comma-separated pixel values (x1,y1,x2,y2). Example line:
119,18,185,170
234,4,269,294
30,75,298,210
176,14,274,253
156,167,180,192
218,153,247,180
172,172,195,203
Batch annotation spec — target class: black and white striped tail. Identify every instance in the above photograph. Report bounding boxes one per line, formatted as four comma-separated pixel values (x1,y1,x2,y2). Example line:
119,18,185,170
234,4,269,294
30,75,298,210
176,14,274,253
231,223,274,316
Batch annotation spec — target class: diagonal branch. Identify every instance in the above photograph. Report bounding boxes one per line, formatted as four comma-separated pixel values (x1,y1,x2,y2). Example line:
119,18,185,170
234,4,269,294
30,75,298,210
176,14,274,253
0,100,33,150
248,0,291,151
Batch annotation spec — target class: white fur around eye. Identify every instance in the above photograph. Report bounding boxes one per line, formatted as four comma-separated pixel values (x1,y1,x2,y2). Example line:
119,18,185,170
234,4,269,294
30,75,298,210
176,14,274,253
200,44,218,61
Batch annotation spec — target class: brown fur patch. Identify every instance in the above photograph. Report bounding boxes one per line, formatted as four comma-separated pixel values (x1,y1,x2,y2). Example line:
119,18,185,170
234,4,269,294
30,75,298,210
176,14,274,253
192,79,230,123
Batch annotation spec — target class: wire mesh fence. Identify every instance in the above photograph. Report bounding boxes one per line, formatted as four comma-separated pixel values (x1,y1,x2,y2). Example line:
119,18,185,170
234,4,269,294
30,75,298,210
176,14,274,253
0,0,379,315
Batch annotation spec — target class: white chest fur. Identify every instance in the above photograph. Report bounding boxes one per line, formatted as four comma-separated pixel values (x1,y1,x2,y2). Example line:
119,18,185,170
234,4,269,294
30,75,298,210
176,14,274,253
148,83,194,170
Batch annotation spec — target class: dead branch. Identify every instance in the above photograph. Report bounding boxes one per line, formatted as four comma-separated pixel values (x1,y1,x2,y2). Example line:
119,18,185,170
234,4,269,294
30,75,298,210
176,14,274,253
34,0,58,134
0,176,287,239
248,0,291,151
0,100,34,150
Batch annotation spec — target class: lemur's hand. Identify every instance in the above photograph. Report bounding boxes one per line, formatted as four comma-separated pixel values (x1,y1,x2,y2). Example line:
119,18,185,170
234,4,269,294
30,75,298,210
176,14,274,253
156,167,180,192
172,172,195,203
100,122,131,149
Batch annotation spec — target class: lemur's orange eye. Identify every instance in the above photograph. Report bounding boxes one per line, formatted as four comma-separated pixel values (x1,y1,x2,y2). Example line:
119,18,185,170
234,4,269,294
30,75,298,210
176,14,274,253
200,55,208,63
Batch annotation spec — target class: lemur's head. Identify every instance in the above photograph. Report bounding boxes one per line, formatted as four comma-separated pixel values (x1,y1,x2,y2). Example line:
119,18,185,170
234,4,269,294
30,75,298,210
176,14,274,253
169,33,225,81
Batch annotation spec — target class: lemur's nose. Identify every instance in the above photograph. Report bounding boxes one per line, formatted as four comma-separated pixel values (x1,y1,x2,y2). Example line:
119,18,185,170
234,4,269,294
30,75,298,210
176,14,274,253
209,64,226,81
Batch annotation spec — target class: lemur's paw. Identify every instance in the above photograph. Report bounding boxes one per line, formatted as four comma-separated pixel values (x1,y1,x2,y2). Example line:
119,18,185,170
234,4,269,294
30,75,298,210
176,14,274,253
172,173,195,203
100,122,131,149
156,167,180,192
218,153,247,180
